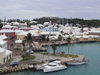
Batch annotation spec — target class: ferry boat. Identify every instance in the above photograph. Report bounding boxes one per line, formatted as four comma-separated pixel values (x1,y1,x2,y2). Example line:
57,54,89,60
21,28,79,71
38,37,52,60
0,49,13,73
36,60,67,72
43,62,67,73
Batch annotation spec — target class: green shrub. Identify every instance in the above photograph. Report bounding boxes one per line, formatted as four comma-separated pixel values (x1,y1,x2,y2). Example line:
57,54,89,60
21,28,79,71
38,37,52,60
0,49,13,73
21,54,35,62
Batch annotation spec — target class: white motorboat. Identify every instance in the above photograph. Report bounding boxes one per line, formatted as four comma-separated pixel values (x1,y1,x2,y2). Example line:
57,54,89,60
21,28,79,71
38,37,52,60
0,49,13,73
43,62,67,73
36,63,47,70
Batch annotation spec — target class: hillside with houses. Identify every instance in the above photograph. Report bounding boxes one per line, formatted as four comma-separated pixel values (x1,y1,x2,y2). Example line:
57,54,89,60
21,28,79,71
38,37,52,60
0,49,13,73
0,17,100,65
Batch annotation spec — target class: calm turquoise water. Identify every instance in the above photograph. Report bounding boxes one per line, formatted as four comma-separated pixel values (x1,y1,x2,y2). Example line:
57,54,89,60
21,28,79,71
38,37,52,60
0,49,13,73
5,42,100,75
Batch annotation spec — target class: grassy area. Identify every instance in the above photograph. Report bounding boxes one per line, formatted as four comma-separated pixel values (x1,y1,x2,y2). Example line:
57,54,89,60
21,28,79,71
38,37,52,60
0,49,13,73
59,54,79,58
40,53,79,58
15,48,23,52
21,54,35,62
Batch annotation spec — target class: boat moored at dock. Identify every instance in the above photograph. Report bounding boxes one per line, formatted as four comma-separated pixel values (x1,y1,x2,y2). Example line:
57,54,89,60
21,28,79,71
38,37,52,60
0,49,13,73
66,57,88,66
43,62,67,73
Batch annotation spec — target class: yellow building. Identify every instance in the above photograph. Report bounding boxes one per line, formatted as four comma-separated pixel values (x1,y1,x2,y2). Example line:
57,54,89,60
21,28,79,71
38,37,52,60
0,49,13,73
76,36,95,41
16,32,27,40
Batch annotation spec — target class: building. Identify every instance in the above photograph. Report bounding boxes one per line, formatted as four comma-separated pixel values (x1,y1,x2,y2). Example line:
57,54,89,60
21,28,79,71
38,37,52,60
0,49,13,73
0,40,7,49
75,35,96,42
0,35,8,49
2,25,17,30
15,40,23,50
0,48,12,64
0,30,15,40
16,32,27,40
89,31,100,36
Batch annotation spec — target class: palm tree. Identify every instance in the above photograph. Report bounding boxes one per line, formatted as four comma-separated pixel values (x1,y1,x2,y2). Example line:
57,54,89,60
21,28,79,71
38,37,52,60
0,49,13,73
58,35,63,41
60,30,64,35
81,25,84,32
22,40,25,51
23,33,33,54
66,36,72,54
52,42,57,55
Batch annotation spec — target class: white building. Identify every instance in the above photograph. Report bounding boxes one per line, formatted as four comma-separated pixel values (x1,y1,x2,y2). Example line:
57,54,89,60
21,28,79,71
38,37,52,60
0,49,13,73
0,35,8,49
0,40,7,49
0,48,12,64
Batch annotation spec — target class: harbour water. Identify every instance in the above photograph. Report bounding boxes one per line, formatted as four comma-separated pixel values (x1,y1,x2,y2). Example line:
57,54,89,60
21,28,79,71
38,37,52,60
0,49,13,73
4,42,100,75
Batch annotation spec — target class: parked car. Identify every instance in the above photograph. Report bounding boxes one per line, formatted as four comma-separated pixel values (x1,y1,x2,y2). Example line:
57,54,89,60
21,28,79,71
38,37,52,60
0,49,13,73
10,62,19,66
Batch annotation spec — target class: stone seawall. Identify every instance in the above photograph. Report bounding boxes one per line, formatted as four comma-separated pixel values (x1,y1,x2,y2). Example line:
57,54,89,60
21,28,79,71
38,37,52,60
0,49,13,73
0,64,36,74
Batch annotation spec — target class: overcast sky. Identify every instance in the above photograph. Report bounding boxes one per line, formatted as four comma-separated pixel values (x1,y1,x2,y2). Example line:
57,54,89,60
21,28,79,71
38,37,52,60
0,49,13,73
0,0,100,20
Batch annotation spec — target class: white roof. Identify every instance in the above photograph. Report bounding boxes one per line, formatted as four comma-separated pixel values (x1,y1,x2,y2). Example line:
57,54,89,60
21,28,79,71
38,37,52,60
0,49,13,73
17,31,28,35
11,22,19,25
19,27,31,29
89,35,99,38
83,28,88,30
0,48,12,55
2,25,17,28
6,49,12,55
89,31,100,33
20,23,27,26
0,40,7,45
75,36,81,38
15,40,22,43
0,47,6,52
83,36,89,38
44,22,49,25
28,30,38,35
0,35,7,40
40,31,50,35
0,30,15,33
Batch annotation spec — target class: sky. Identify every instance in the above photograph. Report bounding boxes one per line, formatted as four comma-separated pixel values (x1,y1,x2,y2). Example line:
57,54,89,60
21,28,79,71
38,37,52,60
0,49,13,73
0,0,100,20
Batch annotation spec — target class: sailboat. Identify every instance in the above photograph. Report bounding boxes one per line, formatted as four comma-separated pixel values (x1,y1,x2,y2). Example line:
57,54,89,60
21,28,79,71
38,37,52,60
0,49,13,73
66,57,88,66
36,24,67,72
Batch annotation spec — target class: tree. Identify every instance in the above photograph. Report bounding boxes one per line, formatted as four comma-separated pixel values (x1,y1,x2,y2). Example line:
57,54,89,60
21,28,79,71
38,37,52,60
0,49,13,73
22,40,25,50
52,42,57,55
81,25,84,32
26,20,31,27
66,36,72,54
60,30,64,34
23,33,33,54
46,36,49,41
41,35,46,41
58,35,63,41
0,22,3,29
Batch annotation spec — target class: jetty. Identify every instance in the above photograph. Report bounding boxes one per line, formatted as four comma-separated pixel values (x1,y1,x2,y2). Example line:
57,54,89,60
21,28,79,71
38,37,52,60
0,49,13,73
0,60,39,74
0,64,36,74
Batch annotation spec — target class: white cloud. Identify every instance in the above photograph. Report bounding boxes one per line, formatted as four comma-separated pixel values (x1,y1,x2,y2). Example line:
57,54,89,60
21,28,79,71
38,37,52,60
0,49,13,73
0,0,100,19
9,9,54,19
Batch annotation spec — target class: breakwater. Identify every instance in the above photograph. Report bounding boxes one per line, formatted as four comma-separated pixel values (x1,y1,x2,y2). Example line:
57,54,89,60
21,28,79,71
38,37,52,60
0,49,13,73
0,64,36,74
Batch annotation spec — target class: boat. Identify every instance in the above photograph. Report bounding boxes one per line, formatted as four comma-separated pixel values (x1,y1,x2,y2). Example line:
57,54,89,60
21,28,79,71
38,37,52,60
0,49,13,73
66,58,88,66
36,63,47,70
36,60,67,72
67,61,87,65
43,62,67,73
